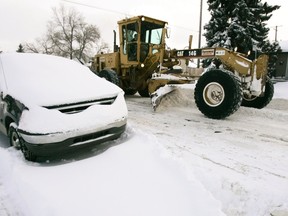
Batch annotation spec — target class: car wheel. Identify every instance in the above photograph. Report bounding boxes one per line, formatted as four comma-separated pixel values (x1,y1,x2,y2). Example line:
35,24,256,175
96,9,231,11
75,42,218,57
8,123,37,161
8,123,21,150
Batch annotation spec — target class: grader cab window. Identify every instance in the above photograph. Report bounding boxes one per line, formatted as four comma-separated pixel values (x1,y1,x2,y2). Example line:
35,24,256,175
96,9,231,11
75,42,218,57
122,23,138,61
122,19,165,62
140,21,164,60
141,21,163,45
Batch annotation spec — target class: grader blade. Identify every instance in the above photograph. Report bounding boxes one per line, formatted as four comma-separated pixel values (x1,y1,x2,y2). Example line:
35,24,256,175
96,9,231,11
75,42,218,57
150,85,177,110
148,73,196,110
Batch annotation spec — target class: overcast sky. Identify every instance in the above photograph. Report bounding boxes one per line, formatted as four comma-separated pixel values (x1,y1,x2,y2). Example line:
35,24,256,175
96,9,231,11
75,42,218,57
0,0,287,52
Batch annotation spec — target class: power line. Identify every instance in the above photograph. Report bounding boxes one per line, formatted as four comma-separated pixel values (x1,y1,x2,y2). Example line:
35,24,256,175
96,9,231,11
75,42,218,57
61,0,131,16
172,25,199,33
61,0,198,32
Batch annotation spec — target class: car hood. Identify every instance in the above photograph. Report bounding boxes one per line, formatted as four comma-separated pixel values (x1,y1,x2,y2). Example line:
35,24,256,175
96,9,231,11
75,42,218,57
0,53,122,107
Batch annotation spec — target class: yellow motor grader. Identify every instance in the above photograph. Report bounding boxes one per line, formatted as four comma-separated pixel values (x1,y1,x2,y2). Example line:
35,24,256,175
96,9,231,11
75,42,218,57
90,15,273,119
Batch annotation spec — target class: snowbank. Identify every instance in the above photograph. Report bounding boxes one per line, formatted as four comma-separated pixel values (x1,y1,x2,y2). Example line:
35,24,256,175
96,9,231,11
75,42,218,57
0,81,287,216
273,81,288,99
0,127,225,216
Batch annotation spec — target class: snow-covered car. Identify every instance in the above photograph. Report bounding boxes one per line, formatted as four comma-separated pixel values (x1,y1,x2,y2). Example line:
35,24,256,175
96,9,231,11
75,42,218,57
0,53,128,161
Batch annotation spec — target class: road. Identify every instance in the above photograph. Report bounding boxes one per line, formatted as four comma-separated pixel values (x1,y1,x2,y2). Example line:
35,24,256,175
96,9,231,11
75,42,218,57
125,87,288,216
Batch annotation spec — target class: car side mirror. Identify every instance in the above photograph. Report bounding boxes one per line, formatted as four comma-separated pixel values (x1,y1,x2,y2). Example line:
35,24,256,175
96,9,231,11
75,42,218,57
0,91,3,100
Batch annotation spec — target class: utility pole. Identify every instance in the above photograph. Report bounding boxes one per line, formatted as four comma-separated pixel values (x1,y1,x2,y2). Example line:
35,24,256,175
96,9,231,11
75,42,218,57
197,0,203,68
273,25,282,41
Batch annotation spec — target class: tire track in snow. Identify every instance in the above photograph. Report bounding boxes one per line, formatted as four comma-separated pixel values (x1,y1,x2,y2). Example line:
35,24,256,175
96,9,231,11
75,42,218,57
125,87,288,216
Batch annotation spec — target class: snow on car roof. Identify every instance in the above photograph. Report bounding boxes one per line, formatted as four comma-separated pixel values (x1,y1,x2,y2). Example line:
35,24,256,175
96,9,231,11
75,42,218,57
0,53,121,107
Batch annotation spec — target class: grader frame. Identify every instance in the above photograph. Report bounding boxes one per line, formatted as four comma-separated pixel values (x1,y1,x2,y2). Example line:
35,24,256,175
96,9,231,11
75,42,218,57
91,15,273,119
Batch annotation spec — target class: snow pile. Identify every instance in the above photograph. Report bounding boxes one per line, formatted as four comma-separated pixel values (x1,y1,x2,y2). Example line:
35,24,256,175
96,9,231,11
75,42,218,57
156,81,288,111
0,81,287,216
0,127,225,216
273,81,288,99
155,84,196,111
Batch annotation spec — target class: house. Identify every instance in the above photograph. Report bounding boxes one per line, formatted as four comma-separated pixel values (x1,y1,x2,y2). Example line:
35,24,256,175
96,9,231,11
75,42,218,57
275,52,288,79
275,41,288,79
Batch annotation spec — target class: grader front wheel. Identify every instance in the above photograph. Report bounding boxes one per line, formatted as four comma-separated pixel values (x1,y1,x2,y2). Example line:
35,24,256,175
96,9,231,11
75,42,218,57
194,69,243,119
138,87,150,97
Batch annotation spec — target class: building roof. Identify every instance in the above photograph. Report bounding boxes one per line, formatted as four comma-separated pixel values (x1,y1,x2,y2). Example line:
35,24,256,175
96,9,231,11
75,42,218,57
279,40,288,52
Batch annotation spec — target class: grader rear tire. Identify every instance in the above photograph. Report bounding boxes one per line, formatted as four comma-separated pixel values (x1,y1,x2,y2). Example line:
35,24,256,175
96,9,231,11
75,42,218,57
241,77,274,109
124,89,137,95
98,69,120,86
194,69,243,119
138,87,150,97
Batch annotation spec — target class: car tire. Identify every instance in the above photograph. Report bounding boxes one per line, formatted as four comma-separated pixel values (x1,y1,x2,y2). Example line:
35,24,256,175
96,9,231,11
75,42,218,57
8,123,37,161
8,123,21,150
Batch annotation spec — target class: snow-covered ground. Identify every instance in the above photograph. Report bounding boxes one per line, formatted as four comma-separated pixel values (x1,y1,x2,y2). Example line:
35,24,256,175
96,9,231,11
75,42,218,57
0,81,288,216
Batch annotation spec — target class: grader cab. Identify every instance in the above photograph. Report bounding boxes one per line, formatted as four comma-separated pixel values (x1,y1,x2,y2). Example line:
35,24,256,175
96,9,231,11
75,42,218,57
91,16,168,96
91,15,274,119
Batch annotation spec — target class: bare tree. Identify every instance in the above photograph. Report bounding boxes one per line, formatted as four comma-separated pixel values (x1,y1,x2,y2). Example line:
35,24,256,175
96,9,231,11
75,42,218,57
95,40,110,54
25,35,56,54
26,5,101,63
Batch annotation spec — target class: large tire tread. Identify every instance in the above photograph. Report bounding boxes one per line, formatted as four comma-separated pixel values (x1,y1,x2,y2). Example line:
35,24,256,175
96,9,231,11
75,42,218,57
98,69,120,86
241,77,274,109
124,89,137,95
138,87,150,97
194,69,243,119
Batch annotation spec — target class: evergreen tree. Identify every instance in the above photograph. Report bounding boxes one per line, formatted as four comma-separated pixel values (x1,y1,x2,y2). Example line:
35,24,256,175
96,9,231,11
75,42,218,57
262,40,282,77
16,44,25,53
204,0,280,56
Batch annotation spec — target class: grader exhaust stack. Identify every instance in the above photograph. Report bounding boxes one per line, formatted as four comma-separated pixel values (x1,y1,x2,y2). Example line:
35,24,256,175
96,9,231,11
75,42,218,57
91,15,273,119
